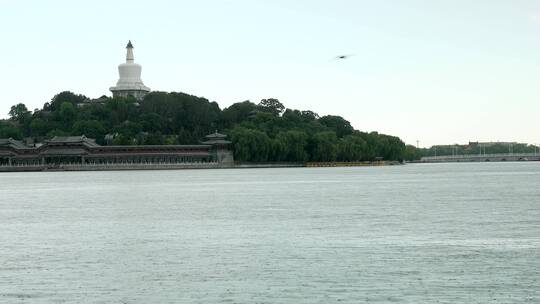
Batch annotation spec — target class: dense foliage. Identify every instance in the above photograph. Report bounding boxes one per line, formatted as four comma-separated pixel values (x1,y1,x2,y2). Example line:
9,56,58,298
1,91,408,162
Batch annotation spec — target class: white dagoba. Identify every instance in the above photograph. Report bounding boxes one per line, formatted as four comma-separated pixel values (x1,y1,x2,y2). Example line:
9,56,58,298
110,41,150,100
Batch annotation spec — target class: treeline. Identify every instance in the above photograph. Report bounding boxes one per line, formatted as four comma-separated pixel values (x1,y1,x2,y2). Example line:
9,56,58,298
1,91,409,162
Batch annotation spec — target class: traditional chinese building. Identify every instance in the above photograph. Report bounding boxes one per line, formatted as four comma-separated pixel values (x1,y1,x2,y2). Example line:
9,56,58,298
201,131,234,164
0,134,233,170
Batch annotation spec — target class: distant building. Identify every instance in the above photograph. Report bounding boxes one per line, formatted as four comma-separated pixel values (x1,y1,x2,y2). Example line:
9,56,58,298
0,133,233,170
201,131,234,164
468,141,520,147
109,41,150,100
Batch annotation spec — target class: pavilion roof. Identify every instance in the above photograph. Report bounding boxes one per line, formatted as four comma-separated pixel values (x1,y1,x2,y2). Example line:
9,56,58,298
0,138,28,149
46,136,100,147
205,131,227,139
201,139,231,145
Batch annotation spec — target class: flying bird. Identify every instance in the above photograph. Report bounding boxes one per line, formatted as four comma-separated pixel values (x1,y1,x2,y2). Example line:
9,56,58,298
335,54,354,60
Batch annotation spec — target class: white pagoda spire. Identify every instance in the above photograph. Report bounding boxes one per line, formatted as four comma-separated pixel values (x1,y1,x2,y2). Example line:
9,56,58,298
126,40,134,63
109,40,150,100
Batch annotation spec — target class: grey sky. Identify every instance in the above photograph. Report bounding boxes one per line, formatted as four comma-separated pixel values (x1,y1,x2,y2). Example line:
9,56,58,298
1,0,539,147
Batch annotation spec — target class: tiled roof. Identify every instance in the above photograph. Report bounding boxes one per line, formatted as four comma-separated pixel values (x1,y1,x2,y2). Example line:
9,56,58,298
48,136,85,143
205,131,227,139
46,136,100,147
201,139,231,145
0,138,28,149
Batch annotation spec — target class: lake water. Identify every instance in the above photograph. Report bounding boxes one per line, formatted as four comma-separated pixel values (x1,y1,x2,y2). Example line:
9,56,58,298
1,163,539,303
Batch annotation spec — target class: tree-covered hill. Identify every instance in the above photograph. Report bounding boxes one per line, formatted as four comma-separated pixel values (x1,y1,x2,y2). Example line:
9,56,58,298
1,91,410,162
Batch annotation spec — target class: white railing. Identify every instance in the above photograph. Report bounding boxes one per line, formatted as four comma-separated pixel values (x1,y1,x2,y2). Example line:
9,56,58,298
0,161,220,169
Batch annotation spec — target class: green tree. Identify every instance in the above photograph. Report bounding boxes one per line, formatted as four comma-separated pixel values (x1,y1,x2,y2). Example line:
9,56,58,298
58,102,76,129
49,91,88,111
275,130,309,162
318,115,354,138
258,98,285,117
72,120,106,141
230,127,271,162
9,103,31,122
222,101,258,128
140,113,163,132
403,145,422,161
144,132,165,145
29,118,49,137
106,97,138,124
114,121,142,138
269,137,287,161
337,134,368,161
300,110,319,121
311,131,338,162
0,122,23,139
112,134,134,145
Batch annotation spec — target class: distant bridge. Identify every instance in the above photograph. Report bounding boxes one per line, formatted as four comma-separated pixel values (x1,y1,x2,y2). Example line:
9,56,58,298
421,153,540,163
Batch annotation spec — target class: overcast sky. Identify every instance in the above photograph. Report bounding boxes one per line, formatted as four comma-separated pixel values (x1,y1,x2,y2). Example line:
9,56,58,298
1,0,539,147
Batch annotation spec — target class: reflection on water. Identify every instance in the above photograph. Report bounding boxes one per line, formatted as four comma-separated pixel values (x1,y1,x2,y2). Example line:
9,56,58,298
1,163,539,303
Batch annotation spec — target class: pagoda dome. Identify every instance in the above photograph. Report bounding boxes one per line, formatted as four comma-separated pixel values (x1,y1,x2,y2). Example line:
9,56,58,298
116,62,147,90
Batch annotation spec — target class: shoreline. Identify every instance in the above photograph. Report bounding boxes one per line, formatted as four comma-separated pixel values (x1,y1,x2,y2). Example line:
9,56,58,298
0,161,400,173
